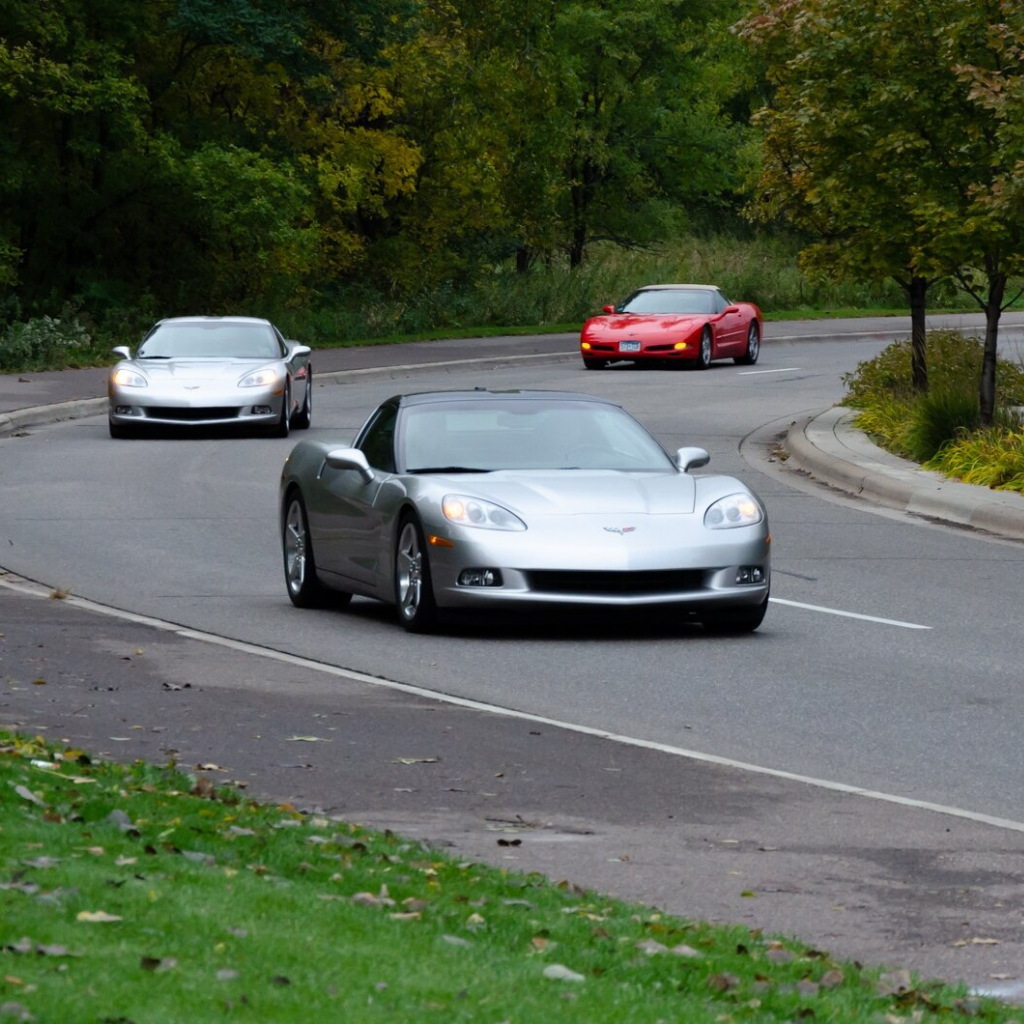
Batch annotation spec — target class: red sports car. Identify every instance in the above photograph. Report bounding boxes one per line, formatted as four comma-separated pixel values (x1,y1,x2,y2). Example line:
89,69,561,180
579,284,762,370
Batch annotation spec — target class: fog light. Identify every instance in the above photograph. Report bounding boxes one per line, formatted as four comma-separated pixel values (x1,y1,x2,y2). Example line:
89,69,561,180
252,405,272,415
735,566,765,585
114,406,133,415
458,568,502,587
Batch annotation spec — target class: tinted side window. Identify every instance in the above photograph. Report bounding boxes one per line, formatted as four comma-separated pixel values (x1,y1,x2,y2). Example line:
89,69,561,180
359,406,397,472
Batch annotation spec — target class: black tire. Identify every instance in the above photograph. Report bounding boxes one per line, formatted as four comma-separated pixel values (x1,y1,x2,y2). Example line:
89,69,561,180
734,322,760,366
291,370,313,429
394,512,438,633
702,596,768,635
282,491,350,609
583,358,606,370
273,383,291,438
109,420,133,439
692,327,712,370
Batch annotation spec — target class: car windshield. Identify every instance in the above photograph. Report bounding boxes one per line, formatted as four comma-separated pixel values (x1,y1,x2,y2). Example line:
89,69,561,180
400,399,676,473
138,322,281,360
618,289,717,315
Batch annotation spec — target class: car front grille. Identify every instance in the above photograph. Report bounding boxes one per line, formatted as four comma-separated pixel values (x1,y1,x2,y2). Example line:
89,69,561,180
147,406,241,422
524,568,706,597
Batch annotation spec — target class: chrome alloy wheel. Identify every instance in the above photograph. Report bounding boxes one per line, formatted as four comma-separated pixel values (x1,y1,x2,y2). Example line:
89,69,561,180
396,520,423,620
747,324,760,361
284,498,308,597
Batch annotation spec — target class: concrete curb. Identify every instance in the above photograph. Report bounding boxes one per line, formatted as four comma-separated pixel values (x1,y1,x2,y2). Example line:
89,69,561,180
0,396,107,437
786,406,1024,542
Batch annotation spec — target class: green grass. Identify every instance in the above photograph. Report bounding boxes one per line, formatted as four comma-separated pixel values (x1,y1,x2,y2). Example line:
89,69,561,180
1,731,1018,1022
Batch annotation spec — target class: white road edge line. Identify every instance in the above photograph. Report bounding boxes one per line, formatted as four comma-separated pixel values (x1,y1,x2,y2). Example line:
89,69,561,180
4,575,1011,833
770,596,931,630
737,367,802,375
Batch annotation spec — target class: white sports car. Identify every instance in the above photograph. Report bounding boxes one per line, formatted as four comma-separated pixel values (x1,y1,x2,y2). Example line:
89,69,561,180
279,389,771,633
108,315,312,438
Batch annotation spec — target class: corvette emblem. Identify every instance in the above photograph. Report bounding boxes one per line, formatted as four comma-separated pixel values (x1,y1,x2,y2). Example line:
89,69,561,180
603,526,636,535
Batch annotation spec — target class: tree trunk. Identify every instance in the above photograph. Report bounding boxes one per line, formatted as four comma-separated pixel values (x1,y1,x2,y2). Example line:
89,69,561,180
908,275,928,392
979,270,1005,427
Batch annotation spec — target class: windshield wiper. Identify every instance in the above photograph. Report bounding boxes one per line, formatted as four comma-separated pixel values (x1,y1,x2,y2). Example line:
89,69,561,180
137,354,172,360
408,466,492,474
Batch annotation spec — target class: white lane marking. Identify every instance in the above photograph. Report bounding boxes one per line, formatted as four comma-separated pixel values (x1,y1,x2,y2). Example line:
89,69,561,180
2,575,1008,833
770,596,931,630
738,367,802,375
769,329,914,341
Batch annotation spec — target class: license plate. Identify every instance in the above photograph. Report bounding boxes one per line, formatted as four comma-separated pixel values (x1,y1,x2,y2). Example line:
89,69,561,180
618,340,641,353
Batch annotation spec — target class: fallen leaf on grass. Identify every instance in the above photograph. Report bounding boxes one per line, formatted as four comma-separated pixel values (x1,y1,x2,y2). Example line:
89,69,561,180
636,939,668,956
543,964,585,983
708,973,741,993
76,910,122,923
876,969,912,995
13,785,44,806
140,956,177,972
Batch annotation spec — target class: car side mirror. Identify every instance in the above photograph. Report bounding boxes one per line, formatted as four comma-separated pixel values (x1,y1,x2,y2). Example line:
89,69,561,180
602,304,616,314
287,343,311,358
324,447,374,483
112,346,131,360
723,305,740,314
676,446,710,472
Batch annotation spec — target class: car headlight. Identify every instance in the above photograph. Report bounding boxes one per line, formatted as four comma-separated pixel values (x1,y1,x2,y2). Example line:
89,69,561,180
704,493,763,529
442,495,526,531
238,367,280,388
112,368,147,388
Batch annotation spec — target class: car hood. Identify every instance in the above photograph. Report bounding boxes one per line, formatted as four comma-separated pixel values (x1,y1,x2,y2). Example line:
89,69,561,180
131,359,273,381
587,313,709,336
434,470,697,516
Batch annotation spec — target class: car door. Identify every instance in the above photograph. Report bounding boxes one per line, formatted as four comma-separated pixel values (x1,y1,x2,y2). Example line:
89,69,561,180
313,405,397,588
713,292,746,352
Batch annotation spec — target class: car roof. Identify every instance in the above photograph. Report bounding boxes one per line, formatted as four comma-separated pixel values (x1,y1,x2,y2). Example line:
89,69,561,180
634,284,720,292
153,316,273,327
390,389,617,408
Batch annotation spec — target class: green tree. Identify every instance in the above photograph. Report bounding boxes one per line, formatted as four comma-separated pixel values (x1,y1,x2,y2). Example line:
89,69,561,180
739,0,1024,420
551,0,746,266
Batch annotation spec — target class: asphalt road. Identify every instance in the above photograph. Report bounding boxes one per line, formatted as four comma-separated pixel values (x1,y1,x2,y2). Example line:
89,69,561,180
3,318,1024,998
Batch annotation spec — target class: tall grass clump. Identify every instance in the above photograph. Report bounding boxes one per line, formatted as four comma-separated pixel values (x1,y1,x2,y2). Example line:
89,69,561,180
842,331,1024,486
931,428,1024,492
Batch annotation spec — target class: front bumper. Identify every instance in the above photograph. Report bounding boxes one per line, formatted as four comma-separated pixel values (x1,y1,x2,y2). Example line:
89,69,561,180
108,382,285,427
424,518,770,610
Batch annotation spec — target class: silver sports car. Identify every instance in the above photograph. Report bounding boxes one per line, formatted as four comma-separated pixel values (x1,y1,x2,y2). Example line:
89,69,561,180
279,390,771,633
108,315,312,438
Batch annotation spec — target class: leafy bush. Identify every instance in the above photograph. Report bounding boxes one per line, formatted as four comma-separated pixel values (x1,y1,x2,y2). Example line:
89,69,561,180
0,312,94,371
843,331,1024,482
